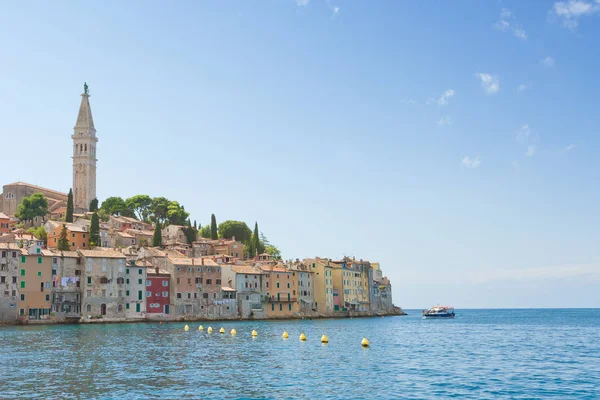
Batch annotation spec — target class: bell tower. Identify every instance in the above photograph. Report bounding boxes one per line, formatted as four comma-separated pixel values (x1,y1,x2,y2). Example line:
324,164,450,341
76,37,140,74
72,82,98,212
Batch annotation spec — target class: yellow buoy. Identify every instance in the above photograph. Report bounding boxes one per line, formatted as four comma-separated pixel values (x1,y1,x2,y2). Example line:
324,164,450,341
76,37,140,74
231,329,237,336
299,333,307,341
282,331,289,339
199,325,204,331
361,337,370,347
251,330,258,337
321,335,329,343
207,326,213,333
184,325,189,332
219,327,225,334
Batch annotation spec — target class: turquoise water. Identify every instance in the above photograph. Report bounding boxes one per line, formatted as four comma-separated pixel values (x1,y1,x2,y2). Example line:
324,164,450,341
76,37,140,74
1,309,598,399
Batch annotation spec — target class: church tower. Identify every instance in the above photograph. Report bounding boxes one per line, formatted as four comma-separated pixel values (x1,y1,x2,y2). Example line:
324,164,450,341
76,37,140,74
72,82,98,212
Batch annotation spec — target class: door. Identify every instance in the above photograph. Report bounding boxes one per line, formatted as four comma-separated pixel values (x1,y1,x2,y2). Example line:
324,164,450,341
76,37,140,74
136,303,140,313
100,303,106,315
164,304,169,314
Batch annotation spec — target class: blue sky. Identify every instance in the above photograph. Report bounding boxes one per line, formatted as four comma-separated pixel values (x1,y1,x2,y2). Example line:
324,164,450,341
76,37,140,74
1,0,599,308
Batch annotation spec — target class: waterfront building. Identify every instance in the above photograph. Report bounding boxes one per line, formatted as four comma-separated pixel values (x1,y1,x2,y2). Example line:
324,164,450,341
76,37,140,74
80,249,127,318
125,260,148,318
146,266,172,315
49,250,82,321
18,243,53,320
0,243,20,322
221,264,265,318
261,264,299,318
303,257,334,315
380,277,393,310
291,261,314,313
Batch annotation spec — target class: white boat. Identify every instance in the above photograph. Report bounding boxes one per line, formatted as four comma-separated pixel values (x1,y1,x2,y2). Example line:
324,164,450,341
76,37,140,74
422,305,455,318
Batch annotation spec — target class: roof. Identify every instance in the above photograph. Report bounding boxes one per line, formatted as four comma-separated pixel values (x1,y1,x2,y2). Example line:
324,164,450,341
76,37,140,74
147,268,170,276
260,265,291,273
118,232,135,238
231,265,263,275
134,260,153,268
67,225,88,233
3,182,67,198
79,249,125,259
221,286,236,292
74,90,95,130
169,257,220,267
126,229,154,236
47,249,79,258
0,212,9,219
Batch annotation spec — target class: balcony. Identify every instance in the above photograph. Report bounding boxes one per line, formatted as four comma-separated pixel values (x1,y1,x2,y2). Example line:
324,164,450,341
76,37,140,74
268,296,297,303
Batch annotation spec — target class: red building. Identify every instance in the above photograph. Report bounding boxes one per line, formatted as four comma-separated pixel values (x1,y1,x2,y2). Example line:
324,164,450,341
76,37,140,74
146,267,171,314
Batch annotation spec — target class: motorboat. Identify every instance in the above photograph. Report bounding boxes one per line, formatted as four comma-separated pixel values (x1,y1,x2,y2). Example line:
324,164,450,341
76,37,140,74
422,305,455,318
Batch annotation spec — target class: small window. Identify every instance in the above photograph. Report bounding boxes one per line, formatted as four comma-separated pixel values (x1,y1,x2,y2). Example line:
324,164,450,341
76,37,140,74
126,290,130,296
146,280,151,286
138,269,142,275
126,303,130,309
177,293,182,299
203,293,208,299
20,281,25,289
138,279,143,285
45,294,50,301
20,294,25,301
86,304,91,312
126,269,130,274
38,257,42,264
288,304,292,311
162,280,168,287
37,271,42,276
21,256,26,263
146,291,151,297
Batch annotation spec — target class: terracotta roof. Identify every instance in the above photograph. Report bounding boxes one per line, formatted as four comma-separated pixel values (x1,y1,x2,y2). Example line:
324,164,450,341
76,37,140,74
135,260,153,267
221,286,236,291
231,265,263,275
79,249,125,258
118,232,135,238
0,212,10,219
126,229,154,236
3,182,67,198
169,257,219,267
260,265,290,273
48,249,79,258
148,268,170,276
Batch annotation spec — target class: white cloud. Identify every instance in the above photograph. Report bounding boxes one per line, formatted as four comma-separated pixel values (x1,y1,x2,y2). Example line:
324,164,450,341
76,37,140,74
437,89,455,106
526,145,536,157
564,144,576,151
542,56,555,68
552,1,600,29
517,82,532,92
475,73,500,94
332,6,340,15
296,0,310,6
437,116,452,126
461,156,481,169
495,8,528,39
516,124,532,142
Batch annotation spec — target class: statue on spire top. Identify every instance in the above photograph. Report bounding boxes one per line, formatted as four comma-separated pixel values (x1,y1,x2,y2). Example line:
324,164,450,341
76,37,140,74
84,82,89,95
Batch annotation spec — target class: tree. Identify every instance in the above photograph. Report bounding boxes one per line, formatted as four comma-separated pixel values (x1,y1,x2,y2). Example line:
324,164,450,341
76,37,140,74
210,214,218,239
150,197,170,223
193,220,197,230
57,224,70,251
97,209,109,222
218,220,252,243
139,238,148,247
167,201,189,225
125,194,153,222
66,189,74,222
27,226,47,245
265,245,282,260
244,241,256,259
182,225,197,245
200,225,211,238
100,197,135,217
89,213,100,247
89,198,99,212
152,222,162,247
252,222,264,254
15,193,49,223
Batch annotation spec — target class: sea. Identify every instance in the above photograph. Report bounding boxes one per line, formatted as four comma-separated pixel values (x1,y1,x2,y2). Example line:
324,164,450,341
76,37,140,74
0,309,598,399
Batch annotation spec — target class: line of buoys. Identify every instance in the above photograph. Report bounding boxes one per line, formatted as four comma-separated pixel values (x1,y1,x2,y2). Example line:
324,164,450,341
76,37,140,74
361,337,370,347
251,330,258,337
207,326,213,334
321,335,328,343
219,327,225,334
184,325,189,332
282,331,289,339
299,333,307,341
199,325,204,331
231,329,237,336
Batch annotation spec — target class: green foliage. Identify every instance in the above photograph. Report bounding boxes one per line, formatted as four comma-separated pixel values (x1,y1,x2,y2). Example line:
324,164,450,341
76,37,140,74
265,245,282,260
182,225,198,245
152,222,162,247
27,226,48,245
125,194,153,222
89,213,100,247
193,220,197,230
252,222,264,255
244,241,255,259
97,209,109,222
150,197,170,223
89,198,99,212
218,220,252,243
66,189,74,222
139,238,148,247
57,224,70,251
15,193,49,222
100,197,134,217
167,201,189,225
200,225,211,238
210,214,218,239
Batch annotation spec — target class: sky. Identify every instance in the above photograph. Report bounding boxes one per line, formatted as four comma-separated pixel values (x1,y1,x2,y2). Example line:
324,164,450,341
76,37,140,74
1,0,599,308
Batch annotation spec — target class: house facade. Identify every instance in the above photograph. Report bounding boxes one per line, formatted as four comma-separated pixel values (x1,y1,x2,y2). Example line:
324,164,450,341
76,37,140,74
304,258,334,315
80,249,127,318
50,250,82,320
125,260,147,318
0,244,20,322
146,267,171,315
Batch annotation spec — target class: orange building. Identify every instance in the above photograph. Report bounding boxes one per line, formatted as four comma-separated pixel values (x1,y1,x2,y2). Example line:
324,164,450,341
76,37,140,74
261,264,299,318
48,223,89,250
0,212,10,234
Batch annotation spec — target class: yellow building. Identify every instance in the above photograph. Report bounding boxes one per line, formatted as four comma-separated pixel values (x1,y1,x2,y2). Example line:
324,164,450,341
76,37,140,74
332,258,370,312
303,258,333,315
18,245,53,319
261,264,299,318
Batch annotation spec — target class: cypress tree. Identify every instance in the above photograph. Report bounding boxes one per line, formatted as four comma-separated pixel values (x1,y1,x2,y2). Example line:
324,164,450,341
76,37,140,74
90,213,100,247
66,188,74,222
253,222,261,254
57,224,70,251
152,222,162,247
193,220,197,230
89,198,99,212
210,214,218,239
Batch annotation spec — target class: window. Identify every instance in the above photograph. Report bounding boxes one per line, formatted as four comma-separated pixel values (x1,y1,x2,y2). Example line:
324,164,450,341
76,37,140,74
20,294,25,301
276,282,279,288
271,303,274,311
177,293,182,299
20,281,25,289
162,280,168,287
21,256,26,263
146,291,152,297
138,269,142,275
38,257,42,264
187,293,191,299
216,279,221,285
126,278,130,284
100,277,108,284
266,282,269,288
195,277,202,284
37,271,42,276
146,280,151,286
176,278,180,284
72,234,75,238
287,283,290,289
12,251,17,258
206,279,211,285
279,304,283,311
138,279,142,285
203,293,208,299
126,290,130,296
162,291,168,297
187,278,191,285
288,304,292,311
126,303,130,310
138,291,142,300
83,234,86,239
46,294,50,301
86,304,91,312
117,277,124,284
